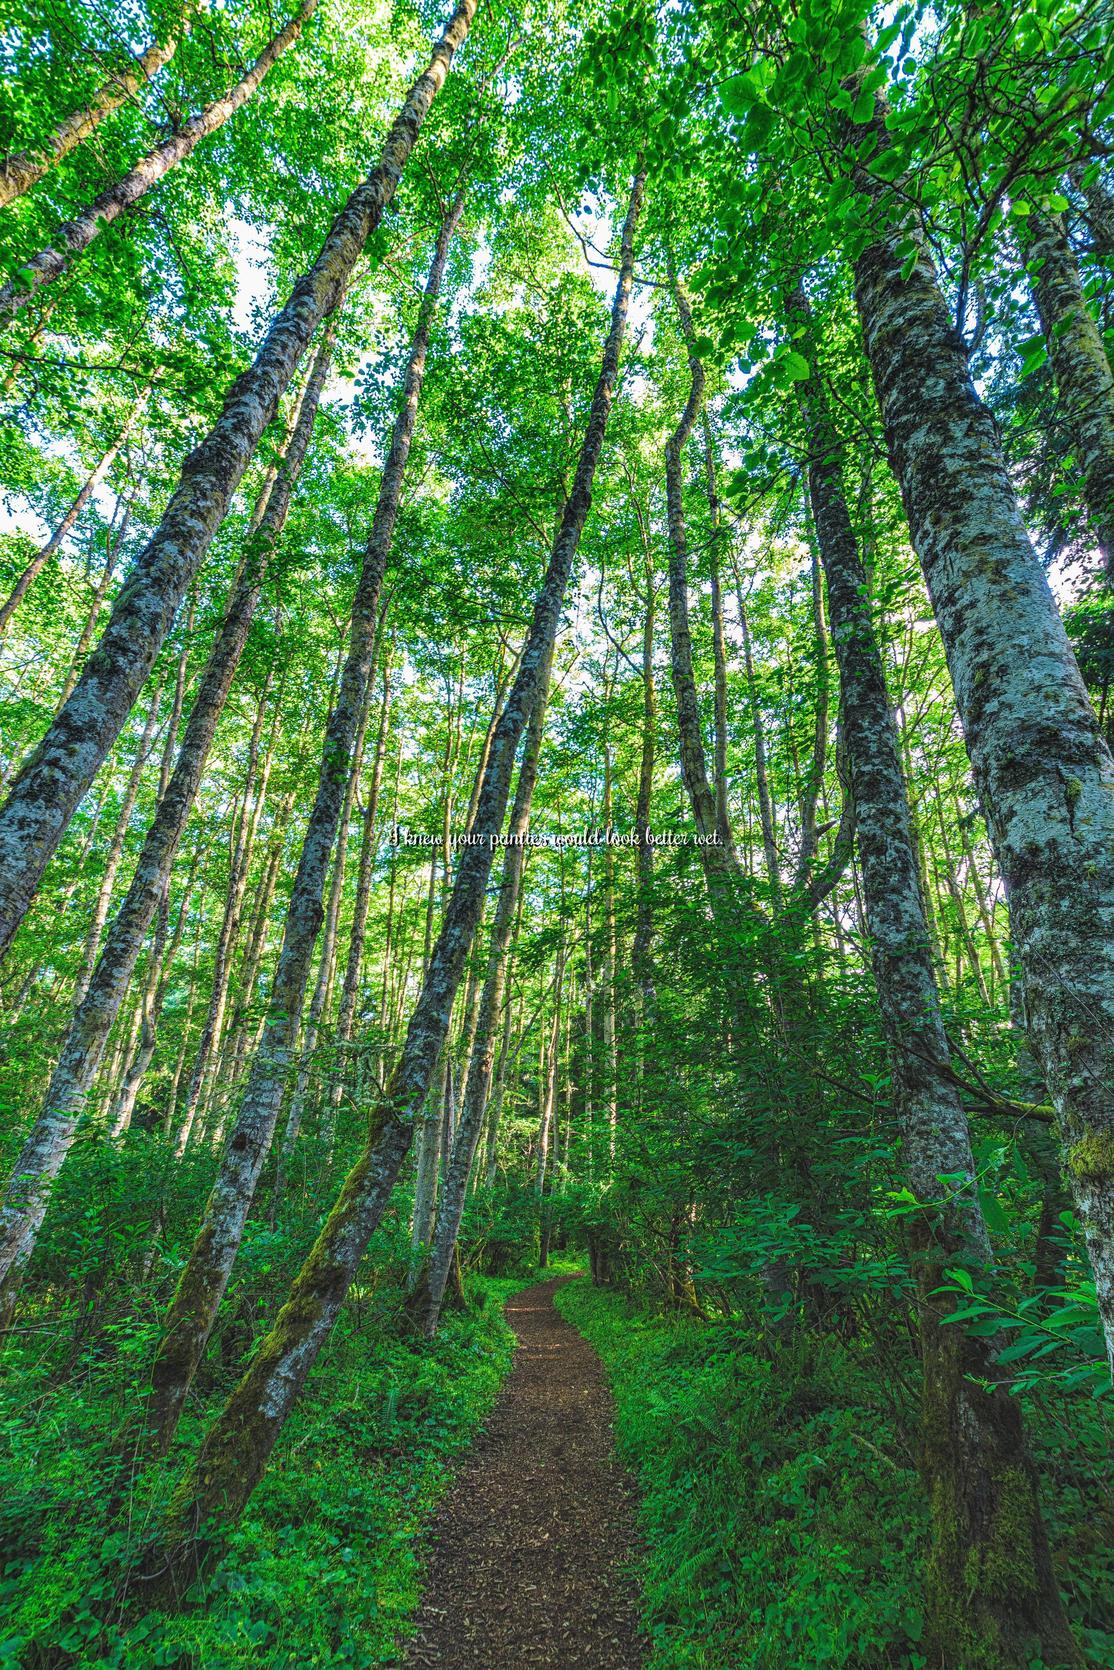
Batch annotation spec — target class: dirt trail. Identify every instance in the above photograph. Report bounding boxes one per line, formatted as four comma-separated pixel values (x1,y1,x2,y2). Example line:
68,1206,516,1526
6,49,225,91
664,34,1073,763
401,1275,646,1668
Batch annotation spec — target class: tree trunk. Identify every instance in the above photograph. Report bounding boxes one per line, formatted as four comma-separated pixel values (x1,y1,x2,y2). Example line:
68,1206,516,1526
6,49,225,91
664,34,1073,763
56,503,130,707
536,950,565,1269
109,831,205,1137
326,650,393,1134
799,233,1078,1662
221,788,297,1090
483,927,520,1189
143,167,644,1583
664,282,749,900
422,670,552,1334
600,737,619,1165
0,33,180,208
410,1051,446,1257
853,84,1114,1393
0,328,334,1330
177,667,280,1152
1018,208,1114,581
276,653,378,1187
72,668,167,1007
733,564,782,904
631,523,657,1008
0,3,317,320
0,387,149,636
0,0,475,965
1073,166,1114,264
792,526,831,893
143,194,465,1453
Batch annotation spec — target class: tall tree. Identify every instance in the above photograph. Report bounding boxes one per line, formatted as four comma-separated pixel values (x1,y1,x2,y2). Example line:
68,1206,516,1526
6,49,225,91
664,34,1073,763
0,0,476,966
850,68,1114,1378
0,323,336,1329
0,1,318,321
0,29,181,209
790,280,1076,1666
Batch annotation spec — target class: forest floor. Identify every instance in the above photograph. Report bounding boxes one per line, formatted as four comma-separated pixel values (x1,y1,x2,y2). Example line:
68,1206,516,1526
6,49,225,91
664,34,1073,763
400,1274,646,1669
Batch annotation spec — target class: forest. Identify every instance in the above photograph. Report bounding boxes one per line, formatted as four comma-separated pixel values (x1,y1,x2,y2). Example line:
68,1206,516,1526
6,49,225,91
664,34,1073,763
0,0,1112,1663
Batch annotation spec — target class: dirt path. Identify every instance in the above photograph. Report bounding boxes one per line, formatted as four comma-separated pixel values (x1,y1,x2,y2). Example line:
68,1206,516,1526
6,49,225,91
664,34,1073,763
401,1275,646,1669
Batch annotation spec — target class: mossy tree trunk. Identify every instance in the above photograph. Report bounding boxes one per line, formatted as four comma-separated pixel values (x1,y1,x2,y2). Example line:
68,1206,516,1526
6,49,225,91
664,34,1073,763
791,278,1076,1669
852,74,1114,1392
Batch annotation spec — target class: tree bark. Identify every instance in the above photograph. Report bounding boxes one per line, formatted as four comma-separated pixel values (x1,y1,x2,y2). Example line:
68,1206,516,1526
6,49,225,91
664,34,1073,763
790,276,1074,1666
631,516,657,1008
422,668,551,1334
732,563,782,904
600,735,619,1165
0,4,316,320
57,514,126,705
0,327,333,1330
325,652,393,1137
71,669,166,1007
536,954,565,1270
144,167,644,1581
665,281,748,898
1018,207,1114,580
177,666,280,1152
0,0,476,966
410,1051,446,1257
221,787,297,1091
109,831,205,1137
852,87,1114,1398
0,33,180,209
792,528,831,892
1074,167,1114,264
276,649,378,1187
144,194,464,1453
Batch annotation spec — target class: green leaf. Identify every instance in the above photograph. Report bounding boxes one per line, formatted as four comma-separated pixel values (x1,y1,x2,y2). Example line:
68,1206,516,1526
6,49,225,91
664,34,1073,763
871,147,905,181
851,85,875,124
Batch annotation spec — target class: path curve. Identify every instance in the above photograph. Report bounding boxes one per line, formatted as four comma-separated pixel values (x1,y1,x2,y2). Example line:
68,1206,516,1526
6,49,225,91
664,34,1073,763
402,1275,645,1668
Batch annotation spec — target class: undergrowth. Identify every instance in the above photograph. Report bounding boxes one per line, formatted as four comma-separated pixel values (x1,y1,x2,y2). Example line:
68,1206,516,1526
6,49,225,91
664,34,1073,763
555,1282,1114,1670
0,1274,526,1669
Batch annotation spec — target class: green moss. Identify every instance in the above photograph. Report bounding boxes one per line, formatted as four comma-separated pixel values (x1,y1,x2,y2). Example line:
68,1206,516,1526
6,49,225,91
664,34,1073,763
1066,1130,1114,1183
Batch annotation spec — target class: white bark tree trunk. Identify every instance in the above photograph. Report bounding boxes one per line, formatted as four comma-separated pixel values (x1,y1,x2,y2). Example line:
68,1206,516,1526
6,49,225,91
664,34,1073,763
0,33,180,209
0,0,476,964
854,148,1114,1380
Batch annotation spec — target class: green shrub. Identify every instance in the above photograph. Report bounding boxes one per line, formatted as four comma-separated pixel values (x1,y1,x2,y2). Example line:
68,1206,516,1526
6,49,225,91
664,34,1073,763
556,1282,931,1669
